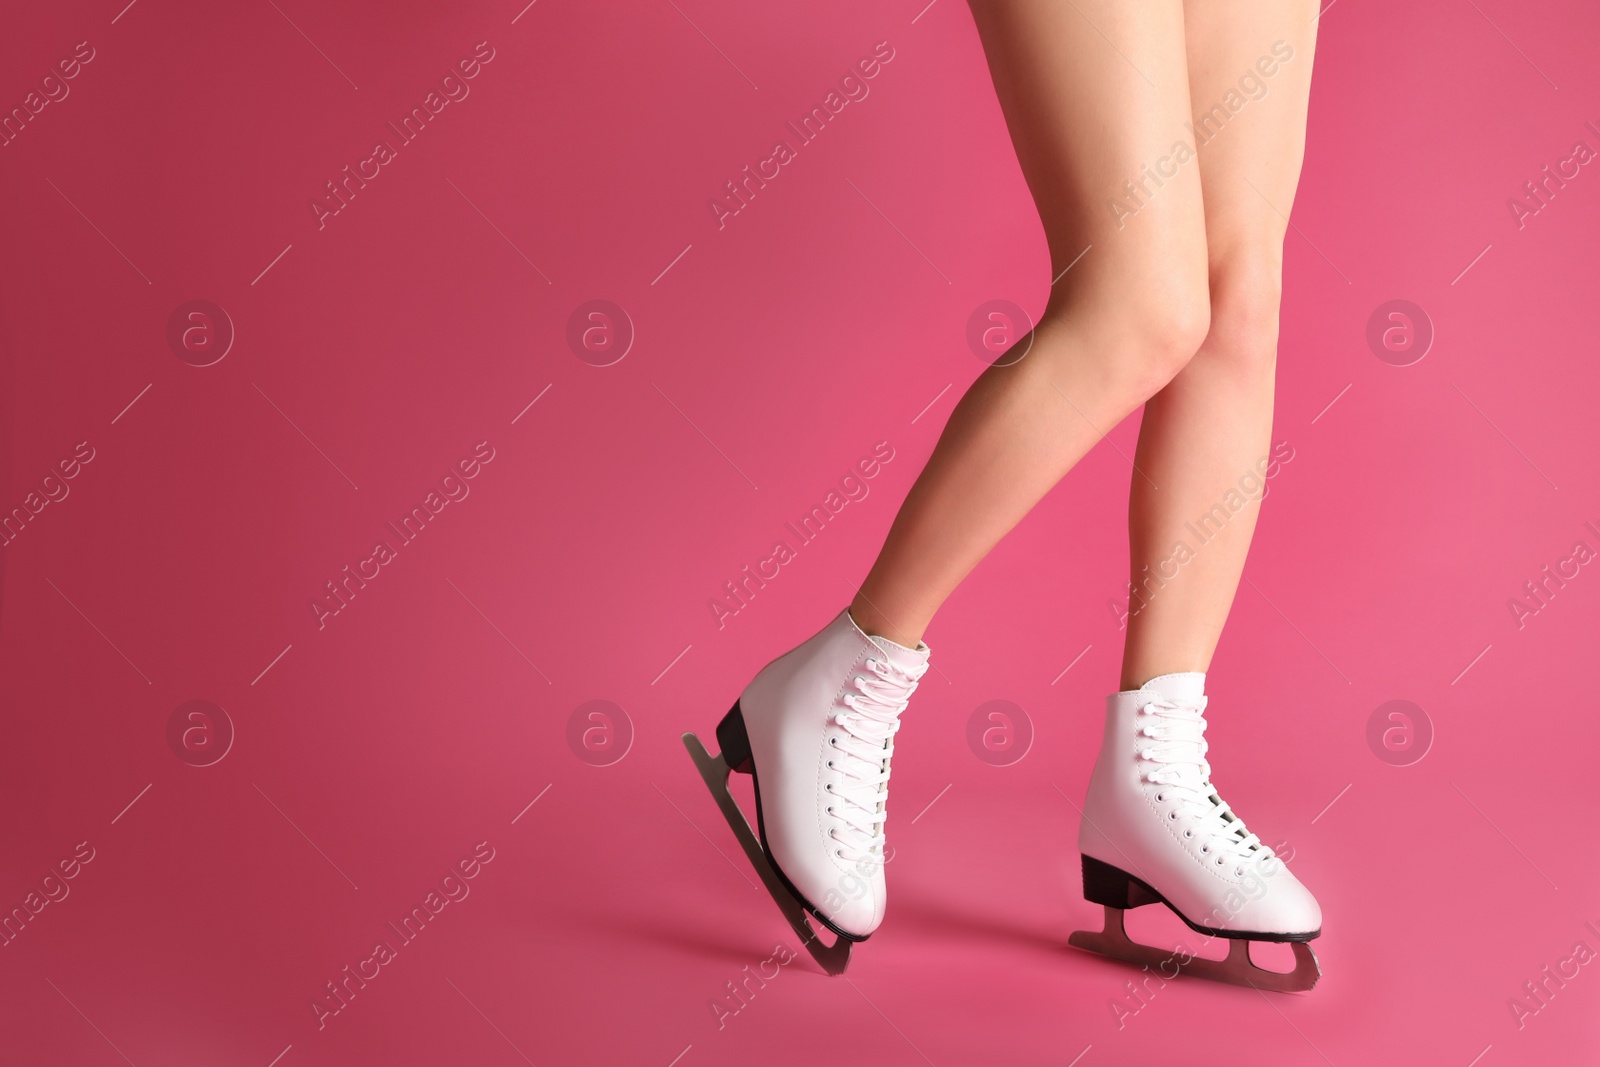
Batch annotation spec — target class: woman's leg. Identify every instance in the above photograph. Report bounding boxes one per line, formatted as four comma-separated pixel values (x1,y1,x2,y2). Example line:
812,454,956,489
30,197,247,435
1119,1,1319,687
1068,11,1325,985
850,0,1211,649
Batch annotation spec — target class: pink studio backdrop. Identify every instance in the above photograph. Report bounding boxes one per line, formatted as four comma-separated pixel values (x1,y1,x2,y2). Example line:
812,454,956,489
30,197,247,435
2,0,1598,1064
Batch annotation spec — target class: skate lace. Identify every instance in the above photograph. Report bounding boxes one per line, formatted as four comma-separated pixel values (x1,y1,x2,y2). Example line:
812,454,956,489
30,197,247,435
824,656,926,864
1137,696,1277,869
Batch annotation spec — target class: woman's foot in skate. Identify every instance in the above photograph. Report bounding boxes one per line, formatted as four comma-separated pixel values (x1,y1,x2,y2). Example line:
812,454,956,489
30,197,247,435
1070,672,1322,989
730,607,929,940
685,606,929,962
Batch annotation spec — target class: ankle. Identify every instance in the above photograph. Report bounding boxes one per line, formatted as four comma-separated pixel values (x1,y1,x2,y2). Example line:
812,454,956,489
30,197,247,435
846,600,924,650
1118,666,1209,692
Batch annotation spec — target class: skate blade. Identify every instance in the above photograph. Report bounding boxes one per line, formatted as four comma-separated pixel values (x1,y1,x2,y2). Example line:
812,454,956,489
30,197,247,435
1069,905,1320,993
681,731,853,976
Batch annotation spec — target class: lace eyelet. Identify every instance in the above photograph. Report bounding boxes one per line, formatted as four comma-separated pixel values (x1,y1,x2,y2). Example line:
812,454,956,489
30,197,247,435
1155,793,1164,802
1183,829,1193,838
834,849,844,859
1200,845,1210,854
826,806,834,815
1215,856,1225,866
829,737,838,746
1168,811,1178,820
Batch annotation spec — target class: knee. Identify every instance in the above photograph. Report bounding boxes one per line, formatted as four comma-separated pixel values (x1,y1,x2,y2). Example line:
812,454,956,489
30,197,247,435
1150,293,1213,378
1120,283,1212,401
1199,257,1284,379
1033,253,1209,400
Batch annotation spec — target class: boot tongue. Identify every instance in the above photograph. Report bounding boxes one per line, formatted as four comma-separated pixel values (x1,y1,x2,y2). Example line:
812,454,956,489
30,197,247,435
867,634,930,677
1138,672,1206,702
1139,673,1210,791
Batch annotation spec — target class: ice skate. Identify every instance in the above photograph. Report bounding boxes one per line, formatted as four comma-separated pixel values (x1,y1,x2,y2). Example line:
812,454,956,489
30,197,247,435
1067,673,1322,992
682,608,929,975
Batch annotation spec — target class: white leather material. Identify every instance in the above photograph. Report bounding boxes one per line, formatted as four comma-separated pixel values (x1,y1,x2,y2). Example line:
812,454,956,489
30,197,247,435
739,608,928,938
1079,673,1322,936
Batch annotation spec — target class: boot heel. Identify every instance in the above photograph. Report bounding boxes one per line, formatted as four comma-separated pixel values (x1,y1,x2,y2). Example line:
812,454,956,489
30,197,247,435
1081,854,1161,909
715,702,753,774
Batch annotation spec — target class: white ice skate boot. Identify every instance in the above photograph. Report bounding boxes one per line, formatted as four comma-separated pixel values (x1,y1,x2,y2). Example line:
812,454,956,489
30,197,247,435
1068,672,1322,991
682,608,928,974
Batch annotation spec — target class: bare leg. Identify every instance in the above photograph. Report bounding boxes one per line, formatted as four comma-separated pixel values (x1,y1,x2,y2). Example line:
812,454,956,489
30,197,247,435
852,0,1211,649
1119,2,1319,687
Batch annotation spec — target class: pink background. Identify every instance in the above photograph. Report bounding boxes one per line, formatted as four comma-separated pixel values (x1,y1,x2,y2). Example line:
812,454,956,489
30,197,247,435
2,0,1598,1064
